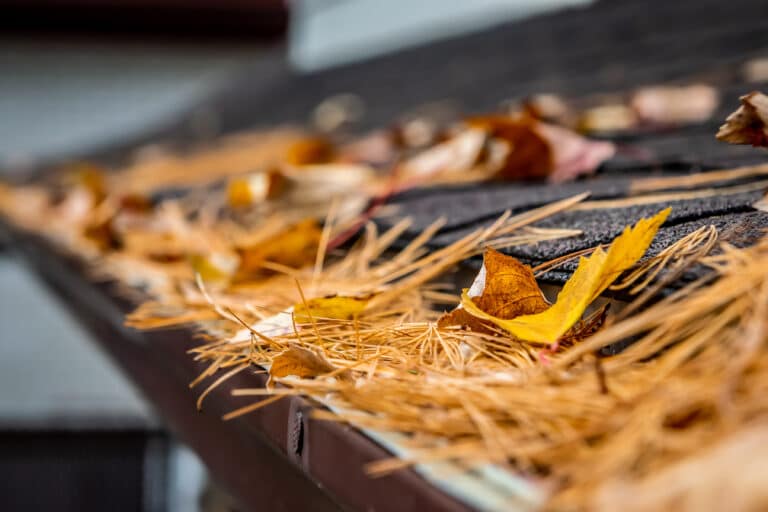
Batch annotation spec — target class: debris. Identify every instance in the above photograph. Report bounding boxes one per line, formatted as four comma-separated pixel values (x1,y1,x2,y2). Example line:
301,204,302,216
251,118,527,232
717,91,768,147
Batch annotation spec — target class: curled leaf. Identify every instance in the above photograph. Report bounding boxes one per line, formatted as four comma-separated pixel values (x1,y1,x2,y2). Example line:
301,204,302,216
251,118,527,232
462,208,670,344
467,115,552,180
294,295,370,322
468,115,616,183
439,248,548,333
717,91,768,147
270,345,336,379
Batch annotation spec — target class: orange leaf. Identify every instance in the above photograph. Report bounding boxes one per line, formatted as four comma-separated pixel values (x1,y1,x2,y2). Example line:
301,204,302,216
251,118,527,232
285,137,336,166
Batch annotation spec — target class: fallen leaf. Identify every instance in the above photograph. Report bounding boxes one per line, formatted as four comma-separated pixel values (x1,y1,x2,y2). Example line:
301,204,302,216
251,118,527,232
285,136,336,166
338,130,397,166
717,91,768,147
191,252,240,282
227,171,285,207
439,248,548,333
294,295,370,322
228,308,296,343
578,104,639,134
538,122,617,184
65,163,108,203
270,345,336,379
282,163,375,203
462,208,670,344
744,58,768,83
236,219,322,278
399,128,487,181
631,84,719,125
84,218,120,251
468,115,616,183
466,115,552,180
522,93,574,126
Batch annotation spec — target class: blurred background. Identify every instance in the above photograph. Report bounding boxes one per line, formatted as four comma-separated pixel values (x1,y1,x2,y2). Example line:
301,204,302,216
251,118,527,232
0,1,587,510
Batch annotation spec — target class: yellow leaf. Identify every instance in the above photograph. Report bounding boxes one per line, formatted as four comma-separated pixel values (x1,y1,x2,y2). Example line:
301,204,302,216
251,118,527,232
190,252,240,282
235,219,322,279
270,345,336,379
294,295,370,322
461,208,670,344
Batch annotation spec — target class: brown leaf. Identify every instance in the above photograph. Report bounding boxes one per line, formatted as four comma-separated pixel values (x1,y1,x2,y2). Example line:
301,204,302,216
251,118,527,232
466,115,553,180
270,345,336,379
439,248,548,333
84,218,120,251
467,115,615,183
717,91,768,147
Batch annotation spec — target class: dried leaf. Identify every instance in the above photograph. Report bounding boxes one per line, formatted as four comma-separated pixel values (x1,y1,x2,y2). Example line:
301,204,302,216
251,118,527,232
84,218,120,251
631,84,719,125
285,136,336,166
467,115,552,180
282,163,375,203
468,115,616,183
191,252,240,282
338,130,396,166
522,93,573,125
462,208,670,344
294,295,370,322
744,58,768,83
538,122,617,184
578,104,638,134
717,91,768,147
439,248,548,333
227,171,285,207
270,345,336,379
236,219,322,278
399,128,486,181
